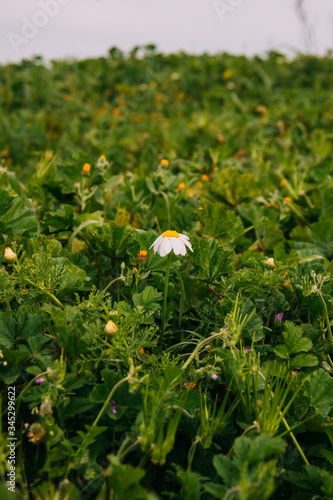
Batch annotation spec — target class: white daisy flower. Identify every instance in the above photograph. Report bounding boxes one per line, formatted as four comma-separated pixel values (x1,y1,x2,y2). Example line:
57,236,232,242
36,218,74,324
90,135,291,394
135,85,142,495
150,230,193,257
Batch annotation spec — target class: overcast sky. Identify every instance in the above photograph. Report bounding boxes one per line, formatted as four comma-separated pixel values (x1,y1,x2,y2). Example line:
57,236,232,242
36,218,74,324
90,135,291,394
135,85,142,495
1,0,333,63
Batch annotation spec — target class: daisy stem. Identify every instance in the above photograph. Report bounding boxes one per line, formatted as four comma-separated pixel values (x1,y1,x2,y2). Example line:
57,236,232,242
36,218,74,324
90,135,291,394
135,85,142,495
160,252,171,350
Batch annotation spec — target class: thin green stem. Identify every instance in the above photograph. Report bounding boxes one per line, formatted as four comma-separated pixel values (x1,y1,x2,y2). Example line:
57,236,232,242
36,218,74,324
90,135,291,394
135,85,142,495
117,438,141,461
181,330,227,371
160,253,171,350
24,278,64,310
187,436,201,471
317,290,333,350
258,370,309,466
101,276,123,295
92,376,130,428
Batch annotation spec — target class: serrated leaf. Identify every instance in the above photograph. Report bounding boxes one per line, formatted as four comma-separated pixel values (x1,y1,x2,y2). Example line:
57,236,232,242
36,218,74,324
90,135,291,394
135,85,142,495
86,222,139,260
240,297,264,341
213,454,237,485
234,434,285,466
247,435,286,463
322,449,333,466
198,201,244,241
204,483,227,497
26,334,50,353
209,168,260,206
18,312,42,338
255,218,285,251
304,370,333,417
291,353,318,368
191,235,234,282
274,345,289,359
132,286,163,312
107,455,154,500
0,349,27,384
0,313,16,348
43,205,75,232
174,467,203,500
64,397,95,417
0,189,38,237
282,321,313,354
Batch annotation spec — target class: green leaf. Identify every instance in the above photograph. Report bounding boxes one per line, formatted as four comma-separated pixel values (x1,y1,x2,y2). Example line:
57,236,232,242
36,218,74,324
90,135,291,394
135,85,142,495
291,353,318,368
0,313,16,348
304,370,333,417
246,435,286,464
321,449,333,466
274,345,289,360
309,217,333,260
132,286,163,313
0,189,38,237
0,349,27,384
255,218,285,251
198,201,244,241
18,312,42,338
239,297,264,342
191,235,235,282
26,334,50,353
6,170,33,208
67,219,101,251
213,454,237,485
175,467,203,500
64,397,95,417
52,258,90,297
43,205,75,232
90,370,123,403
209,168,260,206
282,321,313,354
106,455,156,500
204,483,227,497
86,222,138,260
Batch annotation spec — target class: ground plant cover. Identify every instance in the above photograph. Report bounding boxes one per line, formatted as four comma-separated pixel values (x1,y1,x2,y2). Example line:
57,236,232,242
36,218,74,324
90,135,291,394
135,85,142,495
1,46,333,499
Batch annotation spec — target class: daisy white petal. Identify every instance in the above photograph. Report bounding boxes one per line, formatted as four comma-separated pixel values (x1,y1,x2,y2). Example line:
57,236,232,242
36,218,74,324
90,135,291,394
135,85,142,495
171,238,183,255
150,230,192,257
160,238,172,257
150,234,163,251
183,239,193,252
178,239,188,255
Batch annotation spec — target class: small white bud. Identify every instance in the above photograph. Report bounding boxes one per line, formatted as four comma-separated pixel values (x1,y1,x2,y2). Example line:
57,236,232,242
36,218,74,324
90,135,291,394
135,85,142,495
4,247,17,262
104,320,118,334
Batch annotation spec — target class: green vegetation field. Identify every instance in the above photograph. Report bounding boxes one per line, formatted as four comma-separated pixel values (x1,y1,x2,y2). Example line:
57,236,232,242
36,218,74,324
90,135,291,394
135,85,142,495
1,46,333,499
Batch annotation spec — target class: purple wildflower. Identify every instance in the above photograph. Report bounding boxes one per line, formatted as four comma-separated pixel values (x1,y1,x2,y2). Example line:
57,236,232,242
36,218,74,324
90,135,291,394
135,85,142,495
245,349,252,354
111,400,117,415
275,312,284,323
211,374,218,381
35,376,45,384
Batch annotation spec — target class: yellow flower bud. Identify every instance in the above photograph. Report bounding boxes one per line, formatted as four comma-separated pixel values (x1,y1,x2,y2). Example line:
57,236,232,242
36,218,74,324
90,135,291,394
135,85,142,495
4,248,17,262
82,163,91,174
104,320,118,334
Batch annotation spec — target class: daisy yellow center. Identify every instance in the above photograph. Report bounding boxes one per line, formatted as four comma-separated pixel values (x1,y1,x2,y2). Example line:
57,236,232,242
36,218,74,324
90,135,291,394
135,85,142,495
162,230,180,238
